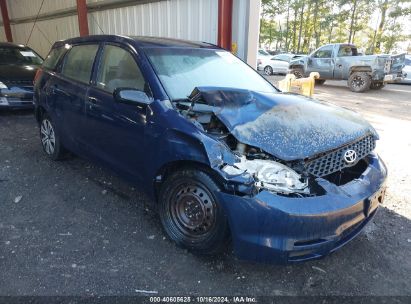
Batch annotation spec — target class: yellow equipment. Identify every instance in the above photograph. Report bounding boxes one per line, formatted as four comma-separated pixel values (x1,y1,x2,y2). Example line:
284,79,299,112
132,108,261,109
278,72,320,97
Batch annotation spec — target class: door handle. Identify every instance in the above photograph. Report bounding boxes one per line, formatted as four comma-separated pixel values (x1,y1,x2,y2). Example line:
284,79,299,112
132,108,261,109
88,96,98,104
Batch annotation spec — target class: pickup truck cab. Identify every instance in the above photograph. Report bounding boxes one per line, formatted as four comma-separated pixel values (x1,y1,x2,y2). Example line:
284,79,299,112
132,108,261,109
289,43,405,92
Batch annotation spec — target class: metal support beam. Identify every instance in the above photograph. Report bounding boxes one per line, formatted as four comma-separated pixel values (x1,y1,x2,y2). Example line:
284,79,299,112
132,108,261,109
76,0,89,36
0,0,13,42
217,0,233,51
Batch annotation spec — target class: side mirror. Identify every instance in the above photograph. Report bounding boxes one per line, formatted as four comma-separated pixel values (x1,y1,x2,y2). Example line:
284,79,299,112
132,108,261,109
113,88,151,106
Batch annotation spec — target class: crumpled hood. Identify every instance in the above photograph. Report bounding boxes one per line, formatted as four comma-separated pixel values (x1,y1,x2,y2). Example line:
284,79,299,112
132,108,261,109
191,87,378,161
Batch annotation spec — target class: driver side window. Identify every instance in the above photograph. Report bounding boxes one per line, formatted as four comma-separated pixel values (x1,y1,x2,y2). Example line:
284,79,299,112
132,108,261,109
96,45,146,94
313,46,333,59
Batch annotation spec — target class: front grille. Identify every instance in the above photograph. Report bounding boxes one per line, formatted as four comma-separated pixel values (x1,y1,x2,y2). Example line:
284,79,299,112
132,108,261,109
4,80,33,87
304,135,376,177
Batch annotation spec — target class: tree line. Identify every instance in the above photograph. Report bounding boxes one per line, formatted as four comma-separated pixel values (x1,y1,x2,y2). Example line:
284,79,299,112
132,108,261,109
259,0,411,54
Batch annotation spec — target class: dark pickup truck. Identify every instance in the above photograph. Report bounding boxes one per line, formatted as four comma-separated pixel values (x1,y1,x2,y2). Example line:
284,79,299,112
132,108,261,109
289,43,405,92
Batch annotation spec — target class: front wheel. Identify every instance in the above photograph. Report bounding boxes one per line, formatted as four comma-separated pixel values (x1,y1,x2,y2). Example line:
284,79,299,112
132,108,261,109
290,68,304,78
348,72,371,92
158,169,230,255
40,114,65,160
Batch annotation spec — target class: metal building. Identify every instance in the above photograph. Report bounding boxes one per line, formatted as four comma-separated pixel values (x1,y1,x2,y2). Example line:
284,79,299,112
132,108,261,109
0,0,261,67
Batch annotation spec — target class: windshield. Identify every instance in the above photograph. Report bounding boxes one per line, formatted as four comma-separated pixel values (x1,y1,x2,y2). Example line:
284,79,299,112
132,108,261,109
145,48,277,100
0,47,43,65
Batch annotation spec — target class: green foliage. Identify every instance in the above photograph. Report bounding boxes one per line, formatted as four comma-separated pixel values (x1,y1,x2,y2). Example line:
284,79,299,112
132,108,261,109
259,0,411,54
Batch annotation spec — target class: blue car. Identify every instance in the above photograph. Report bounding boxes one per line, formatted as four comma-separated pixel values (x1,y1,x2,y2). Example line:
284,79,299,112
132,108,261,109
0,42,43,109
34,35,387,263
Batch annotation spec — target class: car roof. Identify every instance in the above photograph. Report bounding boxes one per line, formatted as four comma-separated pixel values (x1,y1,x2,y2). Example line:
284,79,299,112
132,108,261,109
52,35,220,50
0,42,28,48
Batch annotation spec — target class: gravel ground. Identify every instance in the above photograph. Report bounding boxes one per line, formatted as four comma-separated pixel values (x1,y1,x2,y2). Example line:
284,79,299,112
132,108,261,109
0,80,410,297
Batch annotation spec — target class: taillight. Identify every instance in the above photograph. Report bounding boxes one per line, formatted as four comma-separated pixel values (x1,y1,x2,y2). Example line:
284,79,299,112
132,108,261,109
33,68,43,85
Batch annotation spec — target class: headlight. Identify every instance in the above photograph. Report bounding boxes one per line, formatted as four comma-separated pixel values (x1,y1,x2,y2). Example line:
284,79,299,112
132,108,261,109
0,81,8,89
222,157,309,194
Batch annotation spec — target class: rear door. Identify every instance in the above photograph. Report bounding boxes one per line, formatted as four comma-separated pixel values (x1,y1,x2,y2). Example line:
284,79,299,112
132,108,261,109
306,45,335,78
46,44,99,151
84,43,151,180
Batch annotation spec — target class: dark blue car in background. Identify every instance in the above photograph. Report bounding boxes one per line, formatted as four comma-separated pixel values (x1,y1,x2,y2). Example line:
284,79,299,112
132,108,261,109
33,35,387,263
0,42,43,109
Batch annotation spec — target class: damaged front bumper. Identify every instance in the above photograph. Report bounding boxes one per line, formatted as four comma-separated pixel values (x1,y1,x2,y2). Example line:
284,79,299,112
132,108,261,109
216,152,387,263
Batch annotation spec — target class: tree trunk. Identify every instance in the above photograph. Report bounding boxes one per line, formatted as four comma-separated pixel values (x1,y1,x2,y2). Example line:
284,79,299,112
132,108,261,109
302,1,312,52
285,4,290,51
292,4,298,53
297,2,305,53
348,0,358,44
375,0,389,53
313,0,319,49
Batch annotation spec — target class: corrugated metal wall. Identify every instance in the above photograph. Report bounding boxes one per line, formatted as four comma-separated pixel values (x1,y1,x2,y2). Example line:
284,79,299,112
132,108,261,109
88,0,218,43
6,0,79,56
3,0,218,57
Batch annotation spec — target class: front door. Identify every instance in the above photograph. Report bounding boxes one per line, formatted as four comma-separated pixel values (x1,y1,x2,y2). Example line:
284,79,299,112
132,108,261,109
84,44,150,181
306,45,335,79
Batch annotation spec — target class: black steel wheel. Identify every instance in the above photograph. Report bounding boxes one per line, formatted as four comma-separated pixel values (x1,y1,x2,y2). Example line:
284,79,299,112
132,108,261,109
348,72,371,92
39,113,65,160
264,65,273,76
158,169,230,255
290,68,304,78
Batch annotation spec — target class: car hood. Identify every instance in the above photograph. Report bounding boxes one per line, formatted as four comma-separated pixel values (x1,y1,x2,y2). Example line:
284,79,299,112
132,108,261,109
0,64,39,82
190,87,378,161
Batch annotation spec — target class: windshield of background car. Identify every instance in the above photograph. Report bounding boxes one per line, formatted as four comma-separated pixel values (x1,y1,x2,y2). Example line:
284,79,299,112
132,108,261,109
0,47,43,65
145,48,277,100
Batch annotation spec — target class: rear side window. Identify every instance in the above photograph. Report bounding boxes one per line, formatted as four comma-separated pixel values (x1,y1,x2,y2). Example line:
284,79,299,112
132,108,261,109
43,47,66,70
61,44,99,84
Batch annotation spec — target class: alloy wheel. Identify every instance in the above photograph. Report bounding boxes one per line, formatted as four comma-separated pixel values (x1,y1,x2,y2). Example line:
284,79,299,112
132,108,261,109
352,76,365,89
40,119,56,155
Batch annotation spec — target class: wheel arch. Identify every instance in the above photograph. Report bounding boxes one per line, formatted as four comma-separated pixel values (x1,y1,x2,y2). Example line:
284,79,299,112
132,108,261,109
153,160,225,203
35,105,47,125
349,65,372,75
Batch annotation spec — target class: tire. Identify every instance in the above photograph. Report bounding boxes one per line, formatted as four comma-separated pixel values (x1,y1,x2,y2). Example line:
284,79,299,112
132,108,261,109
290,68,304,78
315,79,326,85
264,65,273,76
370,82,385,90
158,169,230,255
348,72,371,92
39,113,65,160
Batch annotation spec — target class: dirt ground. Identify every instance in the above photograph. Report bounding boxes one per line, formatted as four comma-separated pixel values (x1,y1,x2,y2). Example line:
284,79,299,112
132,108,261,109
0,80,410,297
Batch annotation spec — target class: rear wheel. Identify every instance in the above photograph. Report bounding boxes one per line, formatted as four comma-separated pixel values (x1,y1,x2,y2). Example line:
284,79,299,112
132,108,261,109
264,65,273,76
348,72,371,92
370,82,385,90
158,169,230,255
40,113,65,160
315,79,326,85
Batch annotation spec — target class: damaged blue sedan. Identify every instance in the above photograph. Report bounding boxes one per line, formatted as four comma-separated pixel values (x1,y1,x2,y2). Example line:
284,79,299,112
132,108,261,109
34,35,387,263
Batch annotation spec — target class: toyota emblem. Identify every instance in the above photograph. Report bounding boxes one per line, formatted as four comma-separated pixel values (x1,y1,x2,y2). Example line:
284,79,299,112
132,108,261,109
343,149,357,164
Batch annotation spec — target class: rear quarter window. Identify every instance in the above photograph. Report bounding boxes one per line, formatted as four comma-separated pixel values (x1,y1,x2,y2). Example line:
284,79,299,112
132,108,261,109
43,47,66,70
